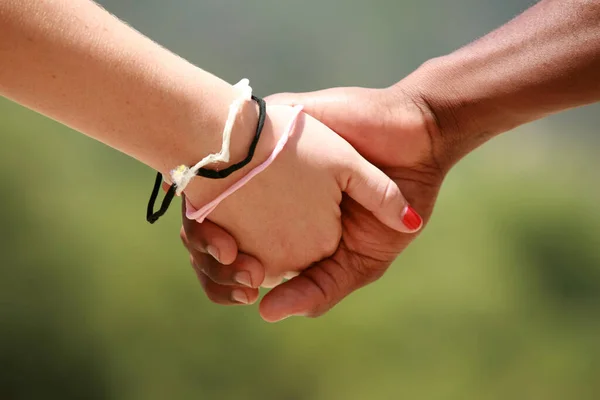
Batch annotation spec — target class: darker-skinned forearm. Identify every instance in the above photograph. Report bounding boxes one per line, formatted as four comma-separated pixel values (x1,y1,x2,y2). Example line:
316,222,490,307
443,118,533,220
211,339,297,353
398,0,600,166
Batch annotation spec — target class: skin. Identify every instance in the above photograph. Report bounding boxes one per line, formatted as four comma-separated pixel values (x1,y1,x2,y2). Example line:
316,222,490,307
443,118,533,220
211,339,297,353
184,0,600,322
0,0,421,303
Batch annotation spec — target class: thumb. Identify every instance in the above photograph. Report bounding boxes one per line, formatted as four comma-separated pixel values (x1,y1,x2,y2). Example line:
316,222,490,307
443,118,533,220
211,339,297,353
342,155,423,233
259,256,364,322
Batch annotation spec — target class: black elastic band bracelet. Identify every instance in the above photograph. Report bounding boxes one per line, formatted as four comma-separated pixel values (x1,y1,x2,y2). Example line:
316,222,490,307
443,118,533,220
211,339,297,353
146,172,176,224
146,95,266,224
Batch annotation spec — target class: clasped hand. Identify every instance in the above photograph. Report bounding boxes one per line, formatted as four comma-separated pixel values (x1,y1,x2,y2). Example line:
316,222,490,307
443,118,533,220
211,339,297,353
181,86,447,322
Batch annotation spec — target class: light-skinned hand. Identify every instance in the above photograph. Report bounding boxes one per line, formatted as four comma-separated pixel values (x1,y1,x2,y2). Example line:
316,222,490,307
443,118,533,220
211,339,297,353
181,103,421,307
182,87,447,321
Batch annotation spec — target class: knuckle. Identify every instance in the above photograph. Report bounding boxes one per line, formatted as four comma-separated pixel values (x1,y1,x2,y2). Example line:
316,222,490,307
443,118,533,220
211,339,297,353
204,266,229,285
345,250,376,279
303,263,345,310
199,277,230,305
347,252,388,287
378,179,397,210
179,226,188,245
303,304,329,319
319,234,340,260
204,290,223,304
315,225,342,260
196,258,215,276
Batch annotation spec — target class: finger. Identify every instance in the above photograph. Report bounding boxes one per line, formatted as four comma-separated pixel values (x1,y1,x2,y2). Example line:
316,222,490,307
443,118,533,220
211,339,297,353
190,256,260,305
181,196,238,265
259,252,371,322
180,196,266,290
340,155,423,233
266,88,359,128
188,248,265,288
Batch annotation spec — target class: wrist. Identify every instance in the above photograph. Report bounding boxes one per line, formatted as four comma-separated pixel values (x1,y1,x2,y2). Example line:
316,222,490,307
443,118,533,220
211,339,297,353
158,79,259,176
181,95,278,207
397,56,502,169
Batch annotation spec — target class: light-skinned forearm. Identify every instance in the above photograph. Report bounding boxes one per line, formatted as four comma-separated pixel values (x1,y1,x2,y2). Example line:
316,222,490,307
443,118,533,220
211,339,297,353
0,0,257,176
401,0,600,164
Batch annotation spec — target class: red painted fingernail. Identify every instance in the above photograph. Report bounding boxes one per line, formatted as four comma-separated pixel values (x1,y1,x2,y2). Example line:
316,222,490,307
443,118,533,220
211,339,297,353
402,205,423,231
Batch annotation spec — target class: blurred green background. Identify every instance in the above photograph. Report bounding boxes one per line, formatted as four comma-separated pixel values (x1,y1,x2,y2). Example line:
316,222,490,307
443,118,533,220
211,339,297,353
1,1,600,399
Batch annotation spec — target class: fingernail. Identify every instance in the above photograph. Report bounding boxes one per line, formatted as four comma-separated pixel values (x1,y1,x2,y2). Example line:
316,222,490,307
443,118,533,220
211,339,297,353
206,245,220,263
234,271,253,288
402,205,423,231
231,289,249,304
